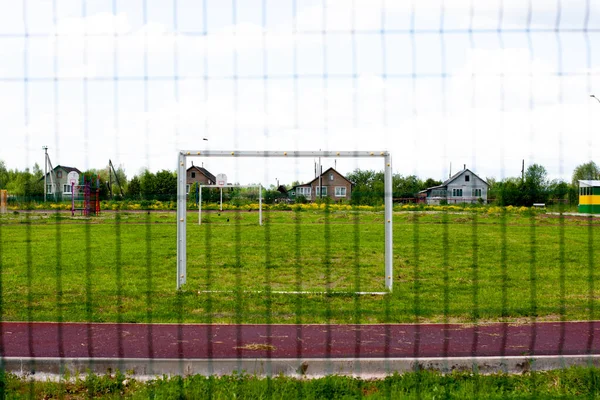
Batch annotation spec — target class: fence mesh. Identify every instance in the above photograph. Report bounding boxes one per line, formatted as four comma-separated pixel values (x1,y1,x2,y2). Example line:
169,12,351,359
1,0,600,396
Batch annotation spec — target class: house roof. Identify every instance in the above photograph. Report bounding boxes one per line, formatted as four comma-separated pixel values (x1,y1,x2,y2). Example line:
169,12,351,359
579,180,600,187
40,165,81,181
276,185,288,195
441,168,489,187
420,168,489,193
305,167,353,186
55,165,81,174
188,165,216,182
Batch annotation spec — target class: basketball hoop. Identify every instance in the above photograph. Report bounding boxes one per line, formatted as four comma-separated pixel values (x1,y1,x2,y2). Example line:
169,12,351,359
216,173,227,188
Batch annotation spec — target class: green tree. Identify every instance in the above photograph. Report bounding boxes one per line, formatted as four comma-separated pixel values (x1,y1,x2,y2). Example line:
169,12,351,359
571,161,600,186
155,170,177,200
394,175,423,199
126,176,141,199
0,160,8,189
422,178,442,189
496,177,524,206
140,169,156,199
523,163,549,205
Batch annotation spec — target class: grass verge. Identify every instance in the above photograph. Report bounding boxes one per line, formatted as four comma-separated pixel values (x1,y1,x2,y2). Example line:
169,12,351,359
5,367,600,399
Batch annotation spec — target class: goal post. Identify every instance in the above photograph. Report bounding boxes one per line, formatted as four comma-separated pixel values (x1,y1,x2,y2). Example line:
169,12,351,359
177,150,393,292
199,184,263,226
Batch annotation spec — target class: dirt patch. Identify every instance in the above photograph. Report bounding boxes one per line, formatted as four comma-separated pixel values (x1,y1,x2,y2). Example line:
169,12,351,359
236,343,277,351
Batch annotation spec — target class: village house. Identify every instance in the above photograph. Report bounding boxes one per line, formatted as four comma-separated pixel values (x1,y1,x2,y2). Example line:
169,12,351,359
41,165,81,198
289,167,353,202
186,164,216,194
418,167,489,205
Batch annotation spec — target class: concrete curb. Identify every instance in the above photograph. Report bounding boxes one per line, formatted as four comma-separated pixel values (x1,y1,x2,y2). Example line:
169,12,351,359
5,355,600,381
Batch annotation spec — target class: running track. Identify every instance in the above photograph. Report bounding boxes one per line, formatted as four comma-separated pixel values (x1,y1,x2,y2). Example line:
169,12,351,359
3,322,600,377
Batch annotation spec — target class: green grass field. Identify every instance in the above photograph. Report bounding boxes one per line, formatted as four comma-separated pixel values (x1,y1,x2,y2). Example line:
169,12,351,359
6,367,600,399
0,208,599,324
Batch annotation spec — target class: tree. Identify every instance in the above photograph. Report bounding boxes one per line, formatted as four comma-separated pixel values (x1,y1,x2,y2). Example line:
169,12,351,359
0,160,8,189
140,170,156,199
126,176,141,199
422,178,442,189
154,170,177,200
572,161,600,186
81,170,109,199
523,163,549,205
496,177,524,206
394,175,423,198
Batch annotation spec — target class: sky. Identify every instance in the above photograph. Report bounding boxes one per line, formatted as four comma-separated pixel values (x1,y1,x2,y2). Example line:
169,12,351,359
2,0,600,187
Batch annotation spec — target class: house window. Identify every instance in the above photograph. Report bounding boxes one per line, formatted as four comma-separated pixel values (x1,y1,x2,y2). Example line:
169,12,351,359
335,187,346,197
191,172,196,178
63,184,72,194
47,185,53,194
452,188,463,197
297,187,311,197
329,174,334,181
57,171,62,178
186,184,190,194
465,175,470,182
316,186,327,196
472,188,482,197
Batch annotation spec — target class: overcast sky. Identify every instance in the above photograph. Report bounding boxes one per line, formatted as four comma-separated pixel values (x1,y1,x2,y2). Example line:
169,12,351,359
2,0,600,186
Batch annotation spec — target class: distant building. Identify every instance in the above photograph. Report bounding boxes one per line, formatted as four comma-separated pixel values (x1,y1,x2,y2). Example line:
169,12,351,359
42,165,81,198
289,167,353,202
186,165,216,194
578,180,600,213
419,167,489,205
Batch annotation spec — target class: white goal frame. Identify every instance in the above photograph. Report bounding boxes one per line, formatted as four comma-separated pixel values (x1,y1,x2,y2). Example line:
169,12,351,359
199,184,262,226
177,150,393,292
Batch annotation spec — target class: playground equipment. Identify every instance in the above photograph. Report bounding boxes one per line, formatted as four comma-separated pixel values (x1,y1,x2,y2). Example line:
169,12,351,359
71,174,101,216
0,190,7,214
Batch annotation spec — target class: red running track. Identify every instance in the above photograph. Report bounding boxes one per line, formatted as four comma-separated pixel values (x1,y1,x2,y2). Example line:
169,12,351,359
1,321,599,359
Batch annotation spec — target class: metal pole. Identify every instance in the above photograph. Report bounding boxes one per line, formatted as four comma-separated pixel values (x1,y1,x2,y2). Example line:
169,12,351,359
220,187,223,211
43,146,48,202
177,152,187,289
384,154,393,291
259,184,262,226
199,185,202,225
318,155,321,200
71,182,74,216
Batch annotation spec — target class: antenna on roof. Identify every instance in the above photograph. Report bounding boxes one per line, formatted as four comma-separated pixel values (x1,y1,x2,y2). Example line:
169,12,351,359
449,162,452,179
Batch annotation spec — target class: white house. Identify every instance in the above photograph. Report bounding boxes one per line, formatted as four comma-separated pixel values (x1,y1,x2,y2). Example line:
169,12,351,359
419,167,489,205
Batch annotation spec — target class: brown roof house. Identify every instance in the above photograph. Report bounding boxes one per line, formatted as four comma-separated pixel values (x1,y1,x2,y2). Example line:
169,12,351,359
186,164,216,194
290,167,353,202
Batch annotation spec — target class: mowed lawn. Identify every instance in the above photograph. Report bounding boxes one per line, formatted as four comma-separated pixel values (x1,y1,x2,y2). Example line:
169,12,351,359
0,209,599,324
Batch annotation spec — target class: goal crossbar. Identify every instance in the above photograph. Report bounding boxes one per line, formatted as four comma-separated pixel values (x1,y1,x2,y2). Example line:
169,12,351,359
177,150,393,292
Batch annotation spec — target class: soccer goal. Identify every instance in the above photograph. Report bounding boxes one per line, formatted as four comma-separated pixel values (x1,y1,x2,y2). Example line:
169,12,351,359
176,150,393,292
199,183,262,226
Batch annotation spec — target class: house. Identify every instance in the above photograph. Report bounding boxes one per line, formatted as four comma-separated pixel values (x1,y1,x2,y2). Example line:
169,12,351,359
42,165,81,198
578,180,600,214
289,167,353,202
186,164,216,194
419,167,489,205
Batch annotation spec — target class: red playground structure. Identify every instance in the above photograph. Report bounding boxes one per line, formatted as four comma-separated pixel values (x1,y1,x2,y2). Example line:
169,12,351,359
71,175,101,216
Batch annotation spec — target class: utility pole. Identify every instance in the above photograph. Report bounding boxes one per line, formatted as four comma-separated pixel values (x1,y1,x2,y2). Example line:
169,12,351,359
318,151,322,200
43,146,48,202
